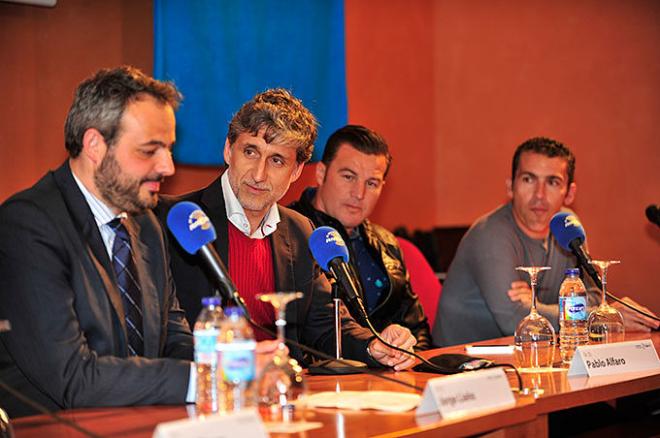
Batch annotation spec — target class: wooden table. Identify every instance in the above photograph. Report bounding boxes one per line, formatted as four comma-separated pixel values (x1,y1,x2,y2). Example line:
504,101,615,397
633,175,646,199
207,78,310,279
11,332,660,437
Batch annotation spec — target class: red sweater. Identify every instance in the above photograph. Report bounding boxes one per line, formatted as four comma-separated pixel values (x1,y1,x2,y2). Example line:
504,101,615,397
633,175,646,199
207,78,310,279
228,222,276,341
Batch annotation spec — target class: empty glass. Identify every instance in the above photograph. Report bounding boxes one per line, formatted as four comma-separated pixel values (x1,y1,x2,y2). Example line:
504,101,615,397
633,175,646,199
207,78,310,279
588,260,624,344
514,266,556,373
256,292,305,422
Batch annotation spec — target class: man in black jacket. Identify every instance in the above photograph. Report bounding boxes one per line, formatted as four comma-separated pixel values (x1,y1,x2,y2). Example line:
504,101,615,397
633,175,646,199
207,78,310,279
289,125,432,350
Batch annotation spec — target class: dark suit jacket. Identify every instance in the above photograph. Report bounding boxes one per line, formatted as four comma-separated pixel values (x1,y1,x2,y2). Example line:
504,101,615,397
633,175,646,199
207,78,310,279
154,175,376,366
0,162,193,417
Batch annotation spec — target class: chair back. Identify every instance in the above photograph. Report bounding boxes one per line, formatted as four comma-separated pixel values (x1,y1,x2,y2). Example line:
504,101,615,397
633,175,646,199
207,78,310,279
396,237,442,328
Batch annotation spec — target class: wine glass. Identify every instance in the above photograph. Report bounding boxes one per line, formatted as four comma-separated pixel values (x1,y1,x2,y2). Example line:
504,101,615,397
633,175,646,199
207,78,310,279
256,291,305,422
588,260,624,344
514,266,556,375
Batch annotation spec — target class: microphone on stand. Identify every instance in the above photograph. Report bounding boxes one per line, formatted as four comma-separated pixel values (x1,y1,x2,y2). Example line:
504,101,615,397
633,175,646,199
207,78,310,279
549,212,602,289
307,226,483,375
307,226,368,374
308,227,369,321
549,212,660,324
166,201,250,319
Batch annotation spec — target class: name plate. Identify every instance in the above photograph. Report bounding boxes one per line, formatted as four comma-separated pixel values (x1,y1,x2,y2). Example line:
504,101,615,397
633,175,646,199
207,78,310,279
416,367,515,418
568,339,660,377
153,409,268,438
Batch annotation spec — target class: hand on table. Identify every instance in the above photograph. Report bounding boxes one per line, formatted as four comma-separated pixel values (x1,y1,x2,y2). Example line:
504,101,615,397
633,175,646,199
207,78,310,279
611,296,660,332
368,324,417,371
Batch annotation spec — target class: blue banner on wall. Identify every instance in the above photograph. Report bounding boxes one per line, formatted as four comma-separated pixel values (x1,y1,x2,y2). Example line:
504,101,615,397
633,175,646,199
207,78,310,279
154,0,347,165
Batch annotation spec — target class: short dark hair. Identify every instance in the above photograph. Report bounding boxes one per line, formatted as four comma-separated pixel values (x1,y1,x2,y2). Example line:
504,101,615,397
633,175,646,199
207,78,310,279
227,88,318,164
511,137,576,186
64,66,182,157
321,125,393,178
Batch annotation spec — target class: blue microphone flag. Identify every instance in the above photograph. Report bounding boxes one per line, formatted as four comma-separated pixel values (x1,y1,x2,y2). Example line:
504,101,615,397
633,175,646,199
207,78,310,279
166,201,216,254
550,212,586,251
308,226,349,271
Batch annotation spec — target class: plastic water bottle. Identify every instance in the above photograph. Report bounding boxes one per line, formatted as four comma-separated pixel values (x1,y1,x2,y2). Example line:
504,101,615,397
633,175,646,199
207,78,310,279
217,307,256,412
559,268,588,364
194,296,224,414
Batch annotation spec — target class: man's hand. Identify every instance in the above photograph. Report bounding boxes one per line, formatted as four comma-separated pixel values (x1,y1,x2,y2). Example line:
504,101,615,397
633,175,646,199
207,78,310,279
255,340,282,375
367,324,417,371
611,296,660,332
507,280,531,306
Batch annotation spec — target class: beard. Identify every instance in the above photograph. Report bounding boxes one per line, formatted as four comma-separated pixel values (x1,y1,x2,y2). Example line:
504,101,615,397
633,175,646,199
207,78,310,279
94,150,163,214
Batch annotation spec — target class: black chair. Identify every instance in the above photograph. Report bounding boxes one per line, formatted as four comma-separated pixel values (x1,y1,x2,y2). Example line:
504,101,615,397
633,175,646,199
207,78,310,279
394,226,468,282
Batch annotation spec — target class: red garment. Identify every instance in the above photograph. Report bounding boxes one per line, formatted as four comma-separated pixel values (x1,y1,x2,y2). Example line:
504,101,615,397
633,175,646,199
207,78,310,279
227,222,276,341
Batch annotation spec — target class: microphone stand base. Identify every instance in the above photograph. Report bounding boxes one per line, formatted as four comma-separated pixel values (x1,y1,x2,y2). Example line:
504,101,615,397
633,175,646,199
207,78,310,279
308,359,368,375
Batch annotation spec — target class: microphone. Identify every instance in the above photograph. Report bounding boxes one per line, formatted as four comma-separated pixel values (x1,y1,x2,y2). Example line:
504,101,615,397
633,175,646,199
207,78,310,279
646,204,660,228
308,226,369,321
166,201,250,319
550,212,660,325
307,226,484,375
549,212,603,289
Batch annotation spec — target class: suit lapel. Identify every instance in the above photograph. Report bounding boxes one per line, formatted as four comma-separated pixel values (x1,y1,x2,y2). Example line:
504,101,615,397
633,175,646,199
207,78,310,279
200,176,230,265
52,162,128,355
271,210,310,328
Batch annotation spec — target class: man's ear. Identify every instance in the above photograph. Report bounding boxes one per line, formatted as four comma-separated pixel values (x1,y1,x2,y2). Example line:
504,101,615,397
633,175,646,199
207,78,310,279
506,178,513,199
223,138,232,165
315,161,327,186
564,182,577,206
81,128,106,165
290,162,305,183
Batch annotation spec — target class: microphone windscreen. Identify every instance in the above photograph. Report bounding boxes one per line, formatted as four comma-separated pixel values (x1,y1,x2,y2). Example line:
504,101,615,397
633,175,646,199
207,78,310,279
308,226,350,271
550,212,586,251
646,205,659,225
166,201,217,254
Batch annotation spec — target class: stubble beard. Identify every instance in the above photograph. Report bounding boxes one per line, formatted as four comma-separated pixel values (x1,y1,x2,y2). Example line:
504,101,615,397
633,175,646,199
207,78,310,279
94,150,160,214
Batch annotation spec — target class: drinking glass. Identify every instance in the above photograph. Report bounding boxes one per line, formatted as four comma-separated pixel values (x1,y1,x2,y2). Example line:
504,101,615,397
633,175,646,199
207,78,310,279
256,292,305,422
514,266,556,373
588,260,624,344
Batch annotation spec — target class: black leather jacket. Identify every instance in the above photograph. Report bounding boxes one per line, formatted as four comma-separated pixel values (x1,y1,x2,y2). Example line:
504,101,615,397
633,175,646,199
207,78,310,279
289,188,432,350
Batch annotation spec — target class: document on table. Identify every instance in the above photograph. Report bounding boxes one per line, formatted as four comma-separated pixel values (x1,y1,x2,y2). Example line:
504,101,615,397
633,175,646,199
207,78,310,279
304,391,421,412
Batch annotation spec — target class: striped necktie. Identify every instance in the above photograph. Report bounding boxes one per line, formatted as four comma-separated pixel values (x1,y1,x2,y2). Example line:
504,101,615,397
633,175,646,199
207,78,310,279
109,218,145,356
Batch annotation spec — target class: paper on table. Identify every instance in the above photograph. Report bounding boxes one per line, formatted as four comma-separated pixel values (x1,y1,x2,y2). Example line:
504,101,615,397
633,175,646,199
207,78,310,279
304,391,421,412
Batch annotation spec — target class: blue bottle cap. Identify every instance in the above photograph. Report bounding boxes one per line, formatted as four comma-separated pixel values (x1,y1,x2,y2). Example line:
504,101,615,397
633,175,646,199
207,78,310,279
225,306,245,318
564,268,580,276
201,296,222,307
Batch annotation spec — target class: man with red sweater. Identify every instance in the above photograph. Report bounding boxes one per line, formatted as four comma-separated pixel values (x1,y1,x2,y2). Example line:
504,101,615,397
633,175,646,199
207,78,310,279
156,89,416,370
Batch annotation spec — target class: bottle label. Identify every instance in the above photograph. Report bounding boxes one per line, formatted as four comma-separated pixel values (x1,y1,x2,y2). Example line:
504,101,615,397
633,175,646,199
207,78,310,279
194,329,219,364
560,296,587,321
218,341,256,383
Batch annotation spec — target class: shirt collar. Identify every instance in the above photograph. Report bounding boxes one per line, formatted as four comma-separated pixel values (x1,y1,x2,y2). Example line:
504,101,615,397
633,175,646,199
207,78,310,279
71,169,126,227
221,170,280,239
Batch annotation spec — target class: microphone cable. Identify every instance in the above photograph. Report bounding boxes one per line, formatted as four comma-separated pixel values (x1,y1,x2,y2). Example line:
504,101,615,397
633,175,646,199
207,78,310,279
582,270,660,323
490,364,523,393
243,317,423,392
241,298,523,393
247,316,524,394
356,300,524,379
0,379,101,438
604,292,659,323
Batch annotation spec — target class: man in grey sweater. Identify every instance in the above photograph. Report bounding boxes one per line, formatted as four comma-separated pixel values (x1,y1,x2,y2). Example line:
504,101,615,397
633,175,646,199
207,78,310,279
433,137,658,346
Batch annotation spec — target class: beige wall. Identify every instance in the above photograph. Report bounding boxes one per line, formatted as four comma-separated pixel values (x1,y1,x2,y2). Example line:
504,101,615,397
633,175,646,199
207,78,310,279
1,0,658,312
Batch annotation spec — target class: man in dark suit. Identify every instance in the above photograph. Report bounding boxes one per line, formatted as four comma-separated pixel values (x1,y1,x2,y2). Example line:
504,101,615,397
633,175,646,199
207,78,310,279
156,89,417,370
0,67,194,417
